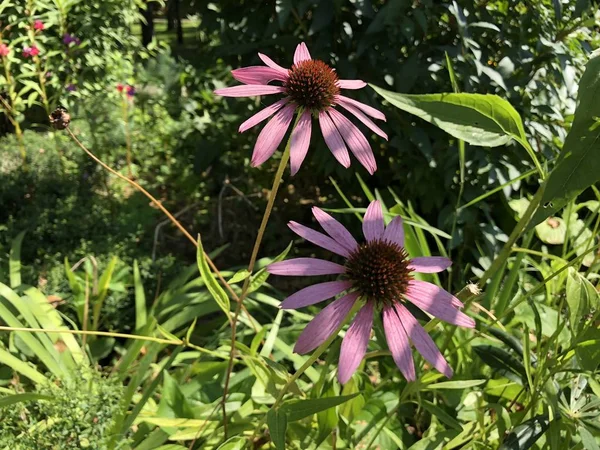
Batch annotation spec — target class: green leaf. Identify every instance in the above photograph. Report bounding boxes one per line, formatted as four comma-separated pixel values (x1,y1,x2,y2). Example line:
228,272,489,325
156,324,182,343
154,445,189,450
281,393,360,422
0,347,47,385
499,415,550,450
9,231,25,288
267,408,287,450
138,417,210,428
249,241,293,293
473,345,526,384
370,84,541,174
425,379,486,390
197,235,231,320
566,269,600,332
228,269,251,284
0,393,53,408
530,52,600,227
579,426,600,450
216,436,247,450
133,260,147,331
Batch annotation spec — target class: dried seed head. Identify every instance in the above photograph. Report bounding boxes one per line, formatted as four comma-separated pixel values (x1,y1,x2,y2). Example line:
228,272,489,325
285,59,339,112
345,239,412,307
49,106,70,130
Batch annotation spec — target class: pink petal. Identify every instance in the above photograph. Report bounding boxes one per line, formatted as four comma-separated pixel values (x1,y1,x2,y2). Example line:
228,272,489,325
293,42,311,65
328,108,377,175
336,95,386,121
311,207,359,253
318,111,351,169
294,292,359,354
239,98,289,133
267,258,346,276
394,304,453,378
258,53,289,75
338,301,374,384
405,280,475,328
231,66,288,85
280,280,353,310
337,80,367,89
382,305,415,381
290,110,312,176
363,200,385,242
338,100,388,140
214,85,286,97
383,216,404,247
288,221,351,258
251,104,295,167
409,257,452,274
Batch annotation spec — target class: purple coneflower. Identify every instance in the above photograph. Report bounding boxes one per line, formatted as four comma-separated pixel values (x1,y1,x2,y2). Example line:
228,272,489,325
267,200,475,384
214,42,387,175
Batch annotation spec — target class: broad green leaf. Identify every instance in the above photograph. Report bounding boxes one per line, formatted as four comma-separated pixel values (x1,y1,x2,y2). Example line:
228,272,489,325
530,52,600,227
425,379,486,390
499,415,550,450
474,345,526,384
316,385,339,445
9,231,25,288
216,436,247,450
579,426,600,450
282,393,360,422
0,393,53,407
566,269,599,331
197,235,231,320
133,260,147,331
267,408,287,450
228,269,251,284
370,84,540,173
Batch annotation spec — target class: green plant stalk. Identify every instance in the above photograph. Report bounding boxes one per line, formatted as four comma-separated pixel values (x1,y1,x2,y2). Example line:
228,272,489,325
221,111,302,440
0,62,26,163
121,96,133,178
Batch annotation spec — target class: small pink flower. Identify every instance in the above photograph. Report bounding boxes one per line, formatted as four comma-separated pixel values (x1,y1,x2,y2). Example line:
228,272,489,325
267,200,475,384
23,46,39,58
0,44,9,57
34,20,45,31
116,83,124,92
214,42,387,175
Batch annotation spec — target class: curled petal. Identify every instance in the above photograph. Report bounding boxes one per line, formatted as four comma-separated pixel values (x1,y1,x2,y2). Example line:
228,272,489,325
338,99,388,140
337,80,367,89
363,200,385,242
267,258,346,276
405,280,475,328
382,305,415,381
280,280,353,310
383,216,404,247
288,221,350,258
251,104,295,167
328,108,377,175
258,53,289,75
290,110,312,175
294,42,312,64
214,85,286,97
232,66,288,85
409,257,452,274
311,207,359,253
336,95,386,121
338,301,374,384
239,98,289,133
394,304,453,378
319,111,351,169
294,292,360,354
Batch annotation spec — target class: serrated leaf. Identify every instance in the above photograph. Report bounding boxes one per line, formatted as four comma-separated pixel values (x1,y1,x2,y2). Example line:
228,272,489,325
197,235,231,320
282,393,360,422
499,415,550,450
267,408,287,450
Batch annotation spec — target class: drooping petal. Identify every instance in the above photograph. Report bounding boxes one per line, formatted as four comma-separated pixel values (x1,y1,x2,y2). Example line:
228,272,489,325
280,280,353,310
338,301,374,384
239,98,289,133
405,280,475,328
267,258,346,276
258,53,289,75
318,111,351,168
336,95,386,121
293,42,312,64
382,305,415,381
338,99,388,140
383,216,404,247
290,110,312,176
232,66,288,85
294,292,359,354
214,85,286,97
288,221,350,258
337,80,367,89
328,108,377,175
251,104,296,167
311,207,359,253
362,200,385,242
409,257,452,274
394,304,453,378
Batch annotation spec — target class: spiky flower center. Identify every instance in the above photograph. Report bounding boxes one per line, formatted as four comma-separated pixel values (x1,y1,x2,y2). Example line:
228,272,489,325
345,239,412,306
285,60,339,112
